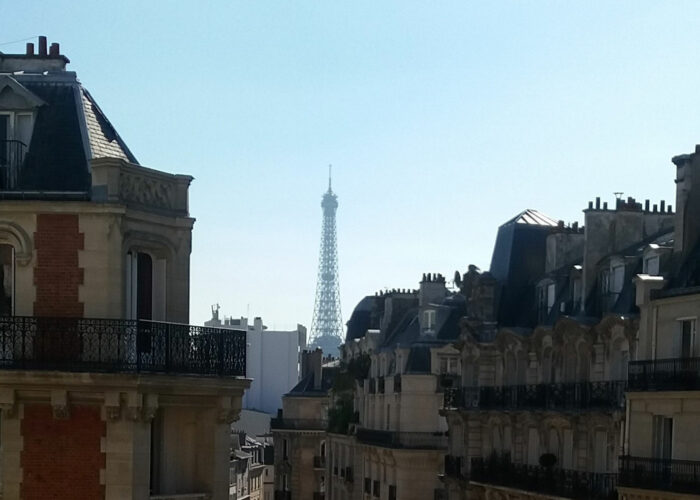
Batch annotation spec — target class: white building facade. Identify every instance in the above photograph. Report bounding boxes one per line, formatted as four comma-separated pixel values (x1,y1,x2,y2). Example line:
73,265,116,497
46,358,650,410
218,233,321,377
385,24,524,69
207,309,307,414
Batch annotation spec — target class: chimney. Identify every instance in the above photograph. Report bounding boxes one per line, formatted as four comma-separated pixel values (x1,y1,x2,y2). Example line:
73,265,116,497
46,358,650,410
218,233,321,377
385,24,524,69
38,36,47,56
49,42,60,56
26,43,34,56
300,349,323,390
672,149,700,257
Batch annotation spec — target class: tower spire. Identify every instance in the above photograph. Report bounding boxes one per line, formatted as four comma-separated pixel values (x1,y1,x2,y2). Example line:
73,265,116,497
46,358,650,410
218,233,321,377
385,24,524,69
328,164,332,191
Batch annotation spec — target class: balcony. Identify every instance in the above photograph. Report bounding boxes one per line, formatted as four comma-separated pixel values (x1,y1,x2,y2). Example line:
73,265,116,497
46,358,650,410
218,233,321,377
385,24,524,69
274,492,291,500
0,316,246,376
628,358,700,391
619,456,700,495
356,427,447,450
270,418,327,431
313,455,326,469
0,139,27,190
444,381,626,412
471,457,617,499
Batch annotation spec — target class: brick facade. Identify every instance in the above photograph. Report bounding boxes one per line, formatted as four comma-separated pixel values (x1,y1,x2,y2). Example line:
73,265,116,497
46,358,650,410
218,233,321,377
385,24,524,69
33,214,84,317
21,404,105,500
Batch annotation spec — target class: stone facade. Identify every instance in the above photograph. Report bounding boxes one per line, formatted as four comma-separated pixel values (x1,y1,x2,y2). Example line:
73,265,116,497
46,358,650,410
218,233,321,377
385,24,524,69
0,40,249,500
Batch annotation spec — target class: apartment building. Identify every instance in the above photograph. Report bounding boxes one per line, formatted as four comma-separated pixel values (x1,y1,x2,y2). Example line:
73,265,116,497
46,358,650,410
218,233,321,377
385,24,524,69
230,432,272,500
442,201,674,500
323,274,463,500
0,39,249,499
271,349,336,500
619,146,700,500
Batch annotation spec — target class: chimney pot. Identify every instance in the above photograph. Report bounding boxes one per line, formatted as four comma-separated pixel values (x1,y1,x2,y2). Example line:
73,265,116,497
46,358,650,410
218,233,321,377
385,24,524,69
595,197,600,209
668,204,673,213
588,201,593,209
25,42,34,55
38,36,47,56
603,202,608,210
653,204,658,213
49,43,59,56
645,200,650,212
660,200,666,212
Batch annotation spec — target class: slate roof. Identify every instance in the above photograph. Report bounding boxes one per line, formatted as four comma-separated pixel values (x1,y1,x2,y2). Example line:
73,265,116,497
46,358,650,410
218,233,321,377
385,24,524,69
1,56,139,194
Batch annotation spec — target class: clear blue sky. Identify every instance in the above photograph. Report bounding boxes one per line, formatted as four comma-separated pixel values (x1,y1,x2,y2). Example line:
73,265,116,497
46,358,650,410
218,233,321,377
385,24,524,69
2,2,698,330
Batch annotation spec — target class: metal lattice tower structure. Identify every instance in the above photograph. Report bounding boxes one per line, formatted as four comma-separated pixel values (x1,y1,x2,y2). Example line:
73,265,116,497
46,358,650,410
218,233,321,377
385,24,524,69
309,166,343,354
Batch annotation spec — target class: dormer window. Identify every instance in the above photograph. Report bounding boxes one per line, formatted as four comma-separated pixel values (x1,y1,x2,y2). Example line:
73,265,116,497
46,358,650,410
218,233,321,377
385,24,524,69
0,112,34,188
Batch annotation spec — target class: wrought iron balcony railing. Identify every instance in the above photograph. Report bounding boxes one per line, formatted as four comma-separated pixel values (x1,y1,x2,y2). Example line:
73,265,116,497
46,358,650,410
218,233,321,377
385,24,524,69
619,456,700,494
470,457,617,499
356,427,447,450
443,381,626,411
0,140,27,190
270,418,328,431
0,316,246,376
628,358,700,391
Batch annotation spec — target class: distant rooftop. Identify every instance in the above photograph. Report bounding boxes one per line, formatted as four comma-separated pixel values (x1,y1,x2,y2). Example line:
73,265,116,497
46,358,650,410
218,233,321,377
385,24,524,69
503,209,558,227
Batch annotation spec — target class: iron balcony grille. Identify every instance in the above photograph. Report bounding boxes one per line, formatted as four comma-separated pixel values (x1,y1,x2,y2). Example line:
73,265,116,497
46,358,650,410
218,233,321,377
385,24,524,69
270,418,328,431
443,381,626,411
0,316,245,376
0,140,27,190
356,427,447,450
619,456,700,494
628,358,700,391
470,457,617,499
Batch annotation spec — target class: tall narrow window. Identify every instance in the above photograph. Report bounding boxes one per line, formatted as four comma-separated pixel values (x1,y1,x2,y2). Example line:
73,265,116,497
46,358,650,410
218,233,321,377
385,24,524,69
0,244,13,316
679,319,696,358
126,251,166,320
653,416,673,460
137,252,153,320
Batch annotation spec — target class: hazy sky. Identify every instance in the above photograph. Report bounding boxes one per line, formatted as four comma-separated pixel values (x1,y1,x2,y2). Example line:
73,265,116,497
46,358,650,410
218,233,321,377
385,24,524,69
2,2,698,330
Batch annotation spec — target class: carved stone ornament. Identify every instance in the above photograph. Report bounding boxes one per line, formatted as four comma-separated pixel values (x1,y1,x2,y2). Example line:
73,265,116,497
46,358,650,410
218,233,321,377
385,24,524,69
0,402,16,418
142,404,158,422
119,171,175,211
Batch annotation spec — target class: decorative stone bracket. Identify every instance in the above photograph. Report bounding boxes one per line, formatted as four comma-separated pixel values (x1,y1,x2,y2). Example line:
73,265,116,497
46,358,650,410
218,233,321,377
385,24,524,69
0,388,16,418
217,396,242,424
105,391,159,422
51,390,69,420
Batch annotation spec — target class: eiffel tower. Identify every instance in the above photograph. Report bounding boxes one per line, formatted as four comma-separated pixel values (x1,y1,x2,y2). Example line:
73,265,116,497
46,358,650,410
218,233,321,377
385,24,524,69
309,166,343,355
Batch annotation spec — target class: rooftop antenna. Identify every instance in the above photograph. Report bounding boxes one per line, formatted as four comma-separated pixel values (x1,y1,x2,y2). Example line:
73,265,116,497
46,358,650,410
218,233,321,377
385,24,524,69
614,192,624,200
